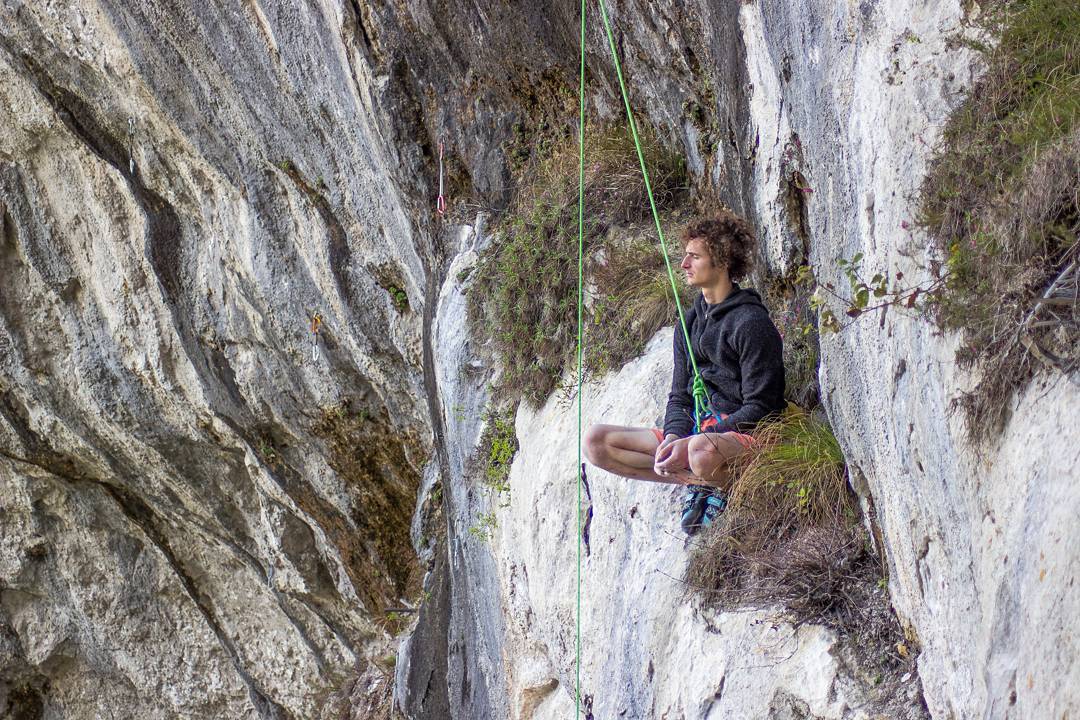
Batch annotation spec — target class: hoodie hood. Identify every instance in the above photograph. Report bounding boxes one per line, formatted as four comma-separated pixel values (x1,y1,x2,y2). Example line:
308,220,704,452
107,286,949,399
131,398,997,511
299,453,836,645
693,284,767,320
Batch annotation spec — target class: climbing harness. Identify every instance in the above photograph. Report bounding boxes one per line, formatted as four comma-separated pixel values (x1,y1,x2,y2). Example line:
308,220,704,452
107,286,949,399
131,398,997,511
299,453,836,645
310,312,323,363
127,117,135,175
436,140,447,216
574,1,716,715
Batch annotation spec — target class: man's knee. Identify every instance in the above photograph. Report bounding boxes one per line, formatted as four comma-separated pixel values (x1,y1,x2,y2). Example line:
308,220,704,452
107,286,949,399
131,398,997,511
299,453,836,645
687,435,722,476
583,424,608,465
687,434,718,459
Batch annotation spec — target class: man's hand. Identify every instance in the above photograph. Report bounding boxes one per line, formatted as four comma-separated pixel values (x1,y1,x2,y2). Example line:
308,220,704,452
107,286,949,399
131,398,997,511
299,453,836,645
655,433,679,455
654,434,690,479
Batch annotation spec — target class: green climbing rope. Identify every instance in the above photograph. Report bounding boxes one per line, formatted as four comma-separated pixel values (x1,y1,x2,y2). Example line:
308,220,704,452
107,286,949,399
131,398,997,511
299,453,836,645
575,5,713,715
575,0,587,715
594,0,710,430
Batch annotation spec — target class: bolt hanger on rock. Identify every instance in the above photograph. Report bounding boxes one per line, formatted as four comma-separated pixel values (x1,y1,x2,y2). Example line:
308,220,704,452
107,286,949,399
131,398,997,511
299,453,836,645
127,117,136,174
436,139,447,216
310,312,323,363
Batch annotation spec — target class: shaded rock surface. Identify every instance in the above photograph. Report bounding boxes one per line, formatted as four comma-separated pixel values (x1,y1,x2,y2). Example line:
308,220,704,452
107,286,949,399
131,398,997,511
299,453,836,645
1,1,433,716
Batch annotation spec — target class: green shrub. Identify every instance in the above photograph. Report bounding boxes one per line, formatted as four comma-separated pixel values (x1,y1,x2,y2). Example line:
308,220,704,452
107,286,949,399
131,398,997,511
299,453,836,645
468,512,499,542
468,126,688,405
388,286,409,313
482,412,517,503
919,0,1080,438
726,408,850,526
467,408,519,542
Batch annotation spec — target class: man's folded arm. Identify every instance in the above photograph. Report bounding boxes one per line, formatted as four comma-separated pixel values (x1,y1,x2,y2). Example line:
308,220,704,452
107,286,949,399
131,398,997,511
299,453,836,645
712,313,785,433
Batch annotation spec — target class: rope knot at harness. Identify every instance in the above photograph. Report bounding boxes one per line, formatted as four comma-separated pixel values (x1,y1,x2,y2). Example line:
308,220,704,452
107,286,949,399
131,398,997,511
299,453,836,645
691,375,711,432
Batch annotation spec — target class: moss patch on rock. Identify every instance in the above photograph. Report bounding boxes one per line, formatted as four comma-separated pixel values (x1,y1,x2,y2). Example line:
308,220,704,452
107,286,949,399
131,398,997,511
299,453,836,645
310,401,424,619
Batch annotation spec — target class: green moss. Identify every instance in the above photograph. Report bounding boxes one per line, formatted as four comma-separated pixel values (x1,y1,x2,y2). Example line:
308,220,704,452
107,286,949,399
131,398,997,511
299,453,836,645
502,68,579,176
257,436,282,470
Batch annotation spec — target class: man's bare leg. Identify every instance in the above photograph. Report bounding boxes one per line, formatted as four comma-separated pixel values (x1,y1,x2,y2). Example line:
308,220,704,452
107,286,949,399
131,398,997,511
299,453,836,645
583,424,698,484
686,432,753,491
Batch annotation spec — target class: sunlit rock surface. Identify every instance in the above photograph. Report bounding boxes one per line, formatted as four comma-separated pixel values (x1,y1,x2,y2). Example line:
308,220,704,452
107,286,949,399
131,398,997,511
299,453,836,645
488,330,926,719
405,0,1078,719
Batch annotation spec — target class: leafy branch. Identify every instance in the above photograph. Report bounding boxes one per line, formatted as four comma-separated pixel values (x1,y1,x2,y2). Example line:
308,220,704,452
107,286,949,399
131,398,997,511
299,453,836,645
797,255,948,334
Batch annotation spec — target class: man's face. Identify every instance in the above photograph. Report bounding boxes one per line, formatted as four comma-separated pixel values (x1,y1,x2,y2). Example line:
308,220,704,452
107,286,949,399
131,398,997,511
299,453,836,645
681,238,720,287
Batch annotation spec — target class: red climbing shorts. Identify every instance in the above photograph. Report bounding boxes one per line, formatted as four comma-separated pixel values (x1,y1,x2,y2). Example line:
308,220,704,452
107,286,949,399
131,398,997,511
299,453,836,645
651,414,755,448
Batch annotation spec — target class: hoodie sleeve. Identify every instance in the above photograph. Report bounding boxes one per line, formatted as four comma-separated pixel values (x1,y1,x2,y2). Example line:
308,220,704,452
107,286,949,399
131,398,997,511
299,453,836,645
711,309,785,433
663,325,696,438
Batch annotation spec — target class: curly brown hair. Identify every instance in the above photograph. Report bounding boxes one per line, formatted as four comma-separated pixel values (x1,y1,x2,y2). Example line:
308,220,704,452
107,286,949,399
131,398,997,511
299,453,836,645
682,210,757,281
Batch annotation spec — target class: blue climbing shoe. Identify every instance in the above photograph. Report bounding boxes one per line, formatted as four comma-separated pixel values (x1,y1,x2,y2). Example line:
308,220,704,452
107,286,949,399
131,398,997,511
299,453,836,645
700,491,728,530
680,485,710,534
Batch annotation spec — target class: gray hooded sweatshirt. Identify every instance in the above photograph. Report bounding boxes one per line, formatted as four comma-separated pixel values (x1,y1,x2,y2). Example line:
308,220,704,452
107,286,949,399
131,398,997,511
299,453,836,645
663,285,786,438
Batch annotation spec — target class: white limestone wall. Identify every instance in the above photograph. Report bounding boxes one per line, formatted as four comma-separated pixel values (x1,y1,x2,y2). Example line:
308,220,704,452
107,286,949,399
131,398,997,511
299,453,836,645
737,1,1080,717
429,1,1080,717
479,331,918,719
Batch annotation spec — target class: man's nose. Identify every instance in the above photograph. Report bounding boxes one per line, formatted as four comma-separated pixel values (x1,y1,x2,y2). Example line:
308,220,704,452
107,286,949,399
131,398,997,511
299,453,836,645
681,256,691,269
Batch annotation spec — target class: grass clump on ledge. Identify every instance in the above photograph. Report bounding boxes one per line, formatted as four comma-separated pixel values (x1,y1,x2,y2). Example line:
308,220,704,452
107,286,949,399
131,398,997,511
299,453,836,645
686,408,859,620
685,408,917,701
467,408,518,542
919,0,1080,438
481,410,516,503
467,126,689,405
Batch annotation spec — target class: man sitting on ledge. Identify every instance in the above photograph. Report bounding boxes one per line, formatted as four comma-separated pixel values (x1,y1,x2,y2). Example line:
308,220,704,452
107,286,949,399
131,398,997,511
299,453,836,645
583,210,786,534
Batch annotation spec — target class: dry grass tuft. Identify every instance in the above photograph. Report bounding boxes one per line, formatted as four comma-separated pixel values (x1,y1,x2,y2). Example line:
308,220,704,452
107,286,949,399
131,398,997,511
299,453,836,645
920,0,1080,439
685,412,921,706
584,232,694,377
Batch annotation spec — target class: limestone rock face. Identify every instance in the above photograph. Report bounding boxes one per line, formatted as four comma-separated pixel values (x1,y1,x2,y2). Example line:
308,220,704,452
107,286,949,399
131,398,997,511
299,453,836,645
1,0,1077,719
481,330,927,719
733,2,1080,718
402,1,1079,719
